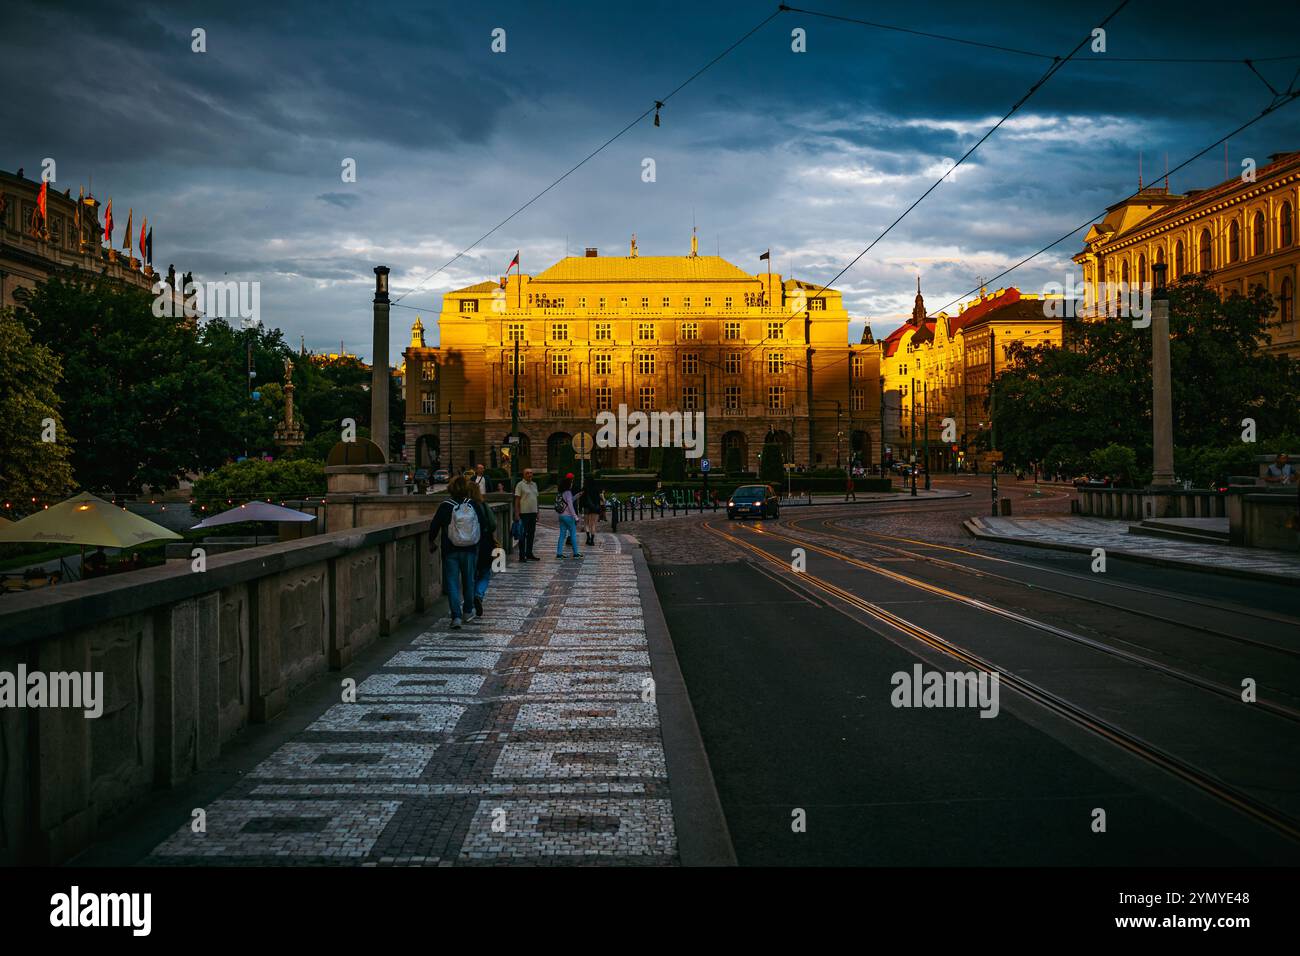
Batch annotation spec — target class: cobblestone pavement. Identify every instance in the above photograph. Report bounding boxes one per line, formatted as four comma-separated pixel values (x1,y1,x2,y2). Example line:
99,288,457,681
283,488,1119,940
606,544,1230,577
970,514,1300,581
147,529,678,866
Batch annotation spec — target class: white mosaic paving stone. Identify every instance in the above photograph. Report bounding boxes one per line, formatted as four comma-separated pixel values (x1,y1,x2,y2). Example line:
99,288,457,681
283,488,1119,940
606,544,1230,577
152,799,401,858
526,671,652,695
514,701,661,730
359,672,486,697
459,799,675,858
385,649,503,669
250,782,648,797
307,702,466,734
250,742,438,779
540,649,651,667
547,633,647,648
493,742,667,779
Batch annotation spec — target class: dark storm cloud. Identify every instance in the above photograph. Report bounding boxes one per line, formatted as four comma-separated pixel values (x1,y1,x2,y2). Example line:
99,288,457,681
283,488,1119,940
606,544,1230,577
3,0,1298,355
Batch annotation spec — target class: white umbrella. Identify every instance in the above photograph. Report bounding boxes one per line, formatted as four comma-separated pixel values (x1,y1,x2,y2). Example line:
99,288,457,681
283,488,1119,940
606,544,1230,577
191,500,317,529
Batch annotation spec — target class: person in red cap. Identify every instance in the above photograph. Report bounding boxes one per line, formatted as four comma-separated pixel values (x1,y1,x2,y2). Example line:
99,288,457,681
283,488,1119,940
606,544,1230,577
554,473,581,558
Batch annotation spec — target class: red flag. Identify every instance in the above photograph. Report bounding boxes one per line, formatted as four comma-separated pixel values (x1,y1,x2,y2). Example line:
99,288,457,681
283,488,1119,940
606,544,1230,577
36,181,48,222
507,251,519,271
140,218,147,261
103,199,113,243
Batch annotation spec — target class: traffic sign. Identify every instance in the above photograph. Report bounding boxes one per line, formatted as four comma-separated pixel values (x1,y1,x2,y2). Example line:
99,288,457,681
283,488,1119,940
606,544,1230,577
701,459,711,473
572,432,594,460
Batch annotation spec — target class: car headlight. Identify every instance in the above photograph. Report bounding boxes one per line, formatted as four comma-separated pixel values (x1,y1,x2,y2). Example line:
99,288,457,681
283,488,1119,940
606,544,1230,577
727,500,734,507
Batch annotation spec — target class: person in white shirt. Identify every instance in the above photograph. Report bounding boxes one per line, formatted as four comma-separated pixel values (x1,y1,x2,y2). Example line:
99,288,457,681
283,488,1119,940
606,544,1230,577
473,463,488,495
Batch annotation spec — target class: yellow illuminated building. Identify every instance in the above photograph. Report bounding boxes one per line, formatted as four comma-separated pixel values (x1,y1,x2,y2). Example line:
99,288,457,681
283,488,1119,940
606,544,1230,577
403,236,880,474
1074,150,1299,360
878,282,1063,471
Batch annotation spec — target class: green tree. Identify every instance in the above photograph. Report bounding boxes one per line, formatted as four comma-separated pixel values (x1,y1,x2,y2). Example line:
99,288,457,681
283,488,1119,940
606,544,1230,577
0,308,76,503
191,457,327,512
660,446,686,482
1087,443,1139,484
759,443,784,484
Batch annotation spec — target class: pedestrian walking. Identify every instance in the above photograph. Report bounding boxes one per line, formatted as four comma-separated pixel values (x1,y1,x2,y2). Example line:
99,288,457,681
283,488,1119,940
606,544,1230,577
844,474,856,502
467,479,498,619
554,473,581,559
472,463,488,496
428,473,482,629
513,467,540,560
579,474,602,547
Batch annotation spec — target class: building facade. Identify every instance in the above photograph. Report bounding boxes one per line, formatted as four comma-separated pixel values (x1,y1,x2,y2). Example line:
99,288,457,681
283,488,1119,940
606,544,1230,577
0,168,162,310
402,239,880,475
878,283,1063,472
1073,150,1299,360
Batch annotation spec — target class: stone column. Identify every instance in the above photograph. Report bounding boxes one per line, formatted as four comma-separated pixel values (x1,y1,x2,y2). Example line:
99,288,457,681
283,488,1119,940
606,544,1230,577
371,266,391,462
1149,263,1175,489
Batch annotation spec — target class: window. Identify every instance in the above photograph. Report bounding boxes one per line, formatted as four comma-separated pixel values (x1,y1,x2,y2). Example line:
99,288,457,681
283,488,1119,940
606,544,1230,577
619,297,628,308
724,385,740,409
507,351,525,374
680,322,699,340
724,320,741,340
578,296,587,309
809,298,826,311
637,352,655,375
598,297,607,310
724,296,733,310
768,385,786,409
682,352,698,374
421,392,435,414
594,353,612,375
638,322,656,341
1199,228,1213,271
682,386,699,410
1138,254,1147,287
1175,240,1185,278
767,352,786,374
594,322,611,341
1281,277,1294,324
595,386,612,411
851,388,866,412
851,354,865,376
1282,202,1294,248
704,296,712,308
662,296,670,308
507,323,524,341
551,353,569,375
725,351,741,374
1121,259,1130,290
514,389,527,412
1229,219,1241,263
1253,211,1266,256
551,387,570,413
683,296,692,309
641,296,650,310
638,386,655,410
459,299,478,313
551,323,569,341
420,363,435,381
767,321,784,339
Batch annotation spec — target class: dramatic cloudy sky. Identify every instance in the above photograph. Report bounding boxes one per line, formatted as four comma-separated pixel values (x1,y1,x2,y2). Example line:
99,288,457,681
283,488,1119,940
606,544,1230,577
6,0,1299,361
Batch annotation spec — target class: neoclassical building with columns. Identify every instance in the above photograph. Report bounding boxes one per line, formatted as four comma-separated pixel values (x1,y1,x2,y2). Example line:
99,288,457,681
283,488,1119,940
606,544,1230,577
402,238,880,474
1073,149,1299,360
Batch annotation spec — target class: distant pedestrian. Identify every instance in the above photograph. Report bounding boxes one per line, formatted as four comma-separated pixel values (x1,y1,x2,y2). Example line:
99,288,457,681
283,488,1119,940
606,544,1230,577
428,474,482,629
579,474,602,547
467,479,498,619
555,473,581,559
472,463,487,496
514,467,540,560
844,474,856,501
1265,452,1296,485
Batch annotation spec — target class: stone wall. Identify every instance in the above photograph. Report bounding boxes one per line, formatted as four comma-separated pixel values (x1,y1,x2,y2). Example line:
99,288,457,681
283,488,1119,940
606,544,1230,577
0,515,447,865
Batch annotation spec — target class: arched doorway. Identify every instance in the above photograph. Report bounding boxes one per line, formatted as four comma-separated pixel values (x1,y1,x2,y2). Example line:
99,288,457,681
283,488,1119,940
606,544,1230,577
414,433,439,469
547,432,572,470
850,430,871,472
722,430,748,473
502,432,532,472
766,429,793,466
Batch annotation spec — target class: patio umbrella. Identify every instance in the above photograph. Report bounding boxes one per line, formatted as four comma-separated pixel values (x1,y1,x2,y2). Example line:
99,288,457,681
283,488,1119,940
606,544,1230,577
191,500,317,529
0,492,181,547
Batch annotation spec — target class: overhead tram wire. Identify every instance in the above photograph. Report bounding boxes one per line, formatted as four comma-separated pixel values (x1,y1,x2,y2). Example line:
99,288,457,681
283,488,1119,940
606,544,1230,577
729,0,1132,366
926,85,1300,320
388,6,785,309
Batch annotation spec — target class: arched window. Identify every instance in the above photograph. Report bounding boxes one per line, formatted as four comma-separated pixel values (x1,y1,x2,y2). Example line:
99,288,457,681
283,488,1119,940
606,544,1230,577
1253,211,1266,256
1174,240,1185,278
1155,245,1165,268
1281,277,1295,324
1121,259,1130,289
1138,253,1147,287
1199,228,1213,271
1229,219,1240,262
1282,202,1294,248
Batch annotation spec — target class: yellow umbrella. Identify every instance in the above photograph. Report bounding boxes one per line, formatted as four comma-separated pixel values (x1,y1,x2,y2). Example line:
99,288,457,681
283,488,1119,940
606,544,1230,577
0,492,181,547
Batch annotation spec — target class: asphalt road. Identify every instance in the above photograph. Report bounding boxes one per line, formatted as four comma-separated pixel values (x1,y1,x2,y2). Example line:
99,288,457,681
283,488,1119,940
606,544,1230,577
645,480,1300,866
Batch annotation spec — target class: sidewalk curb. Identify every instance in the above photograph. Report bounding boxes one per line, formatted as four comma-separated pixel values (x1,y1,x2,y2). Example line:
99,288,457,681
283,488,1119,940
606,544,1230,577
964,517,1300,587
624,536,737,866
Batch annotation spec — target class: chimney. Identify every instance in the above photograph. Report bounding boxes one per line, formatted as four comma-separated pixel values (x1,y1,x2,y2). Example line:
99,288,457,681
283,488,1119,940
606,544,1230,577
585,247,598,257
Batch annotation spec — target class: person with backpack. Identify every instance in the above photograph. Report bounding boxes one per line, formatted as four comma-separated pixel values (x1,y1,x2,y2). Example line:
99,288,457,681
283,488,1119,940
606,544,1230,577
428,473,483,629
554,473,581,559
578,474,602,547
467,478,498,618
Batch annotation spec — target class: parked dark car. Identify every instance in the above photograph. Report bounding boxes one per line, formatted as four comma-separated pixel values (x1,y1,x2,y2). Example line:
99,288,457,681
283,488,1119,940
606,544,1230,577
727,484,780,520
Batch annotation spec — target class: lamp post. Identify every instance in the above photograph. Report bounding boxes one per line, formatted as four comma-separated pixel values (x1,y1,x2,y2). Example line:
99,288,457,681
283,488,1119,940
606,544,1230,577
510,337,520,485
371,266,390,462
923,381,930,491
